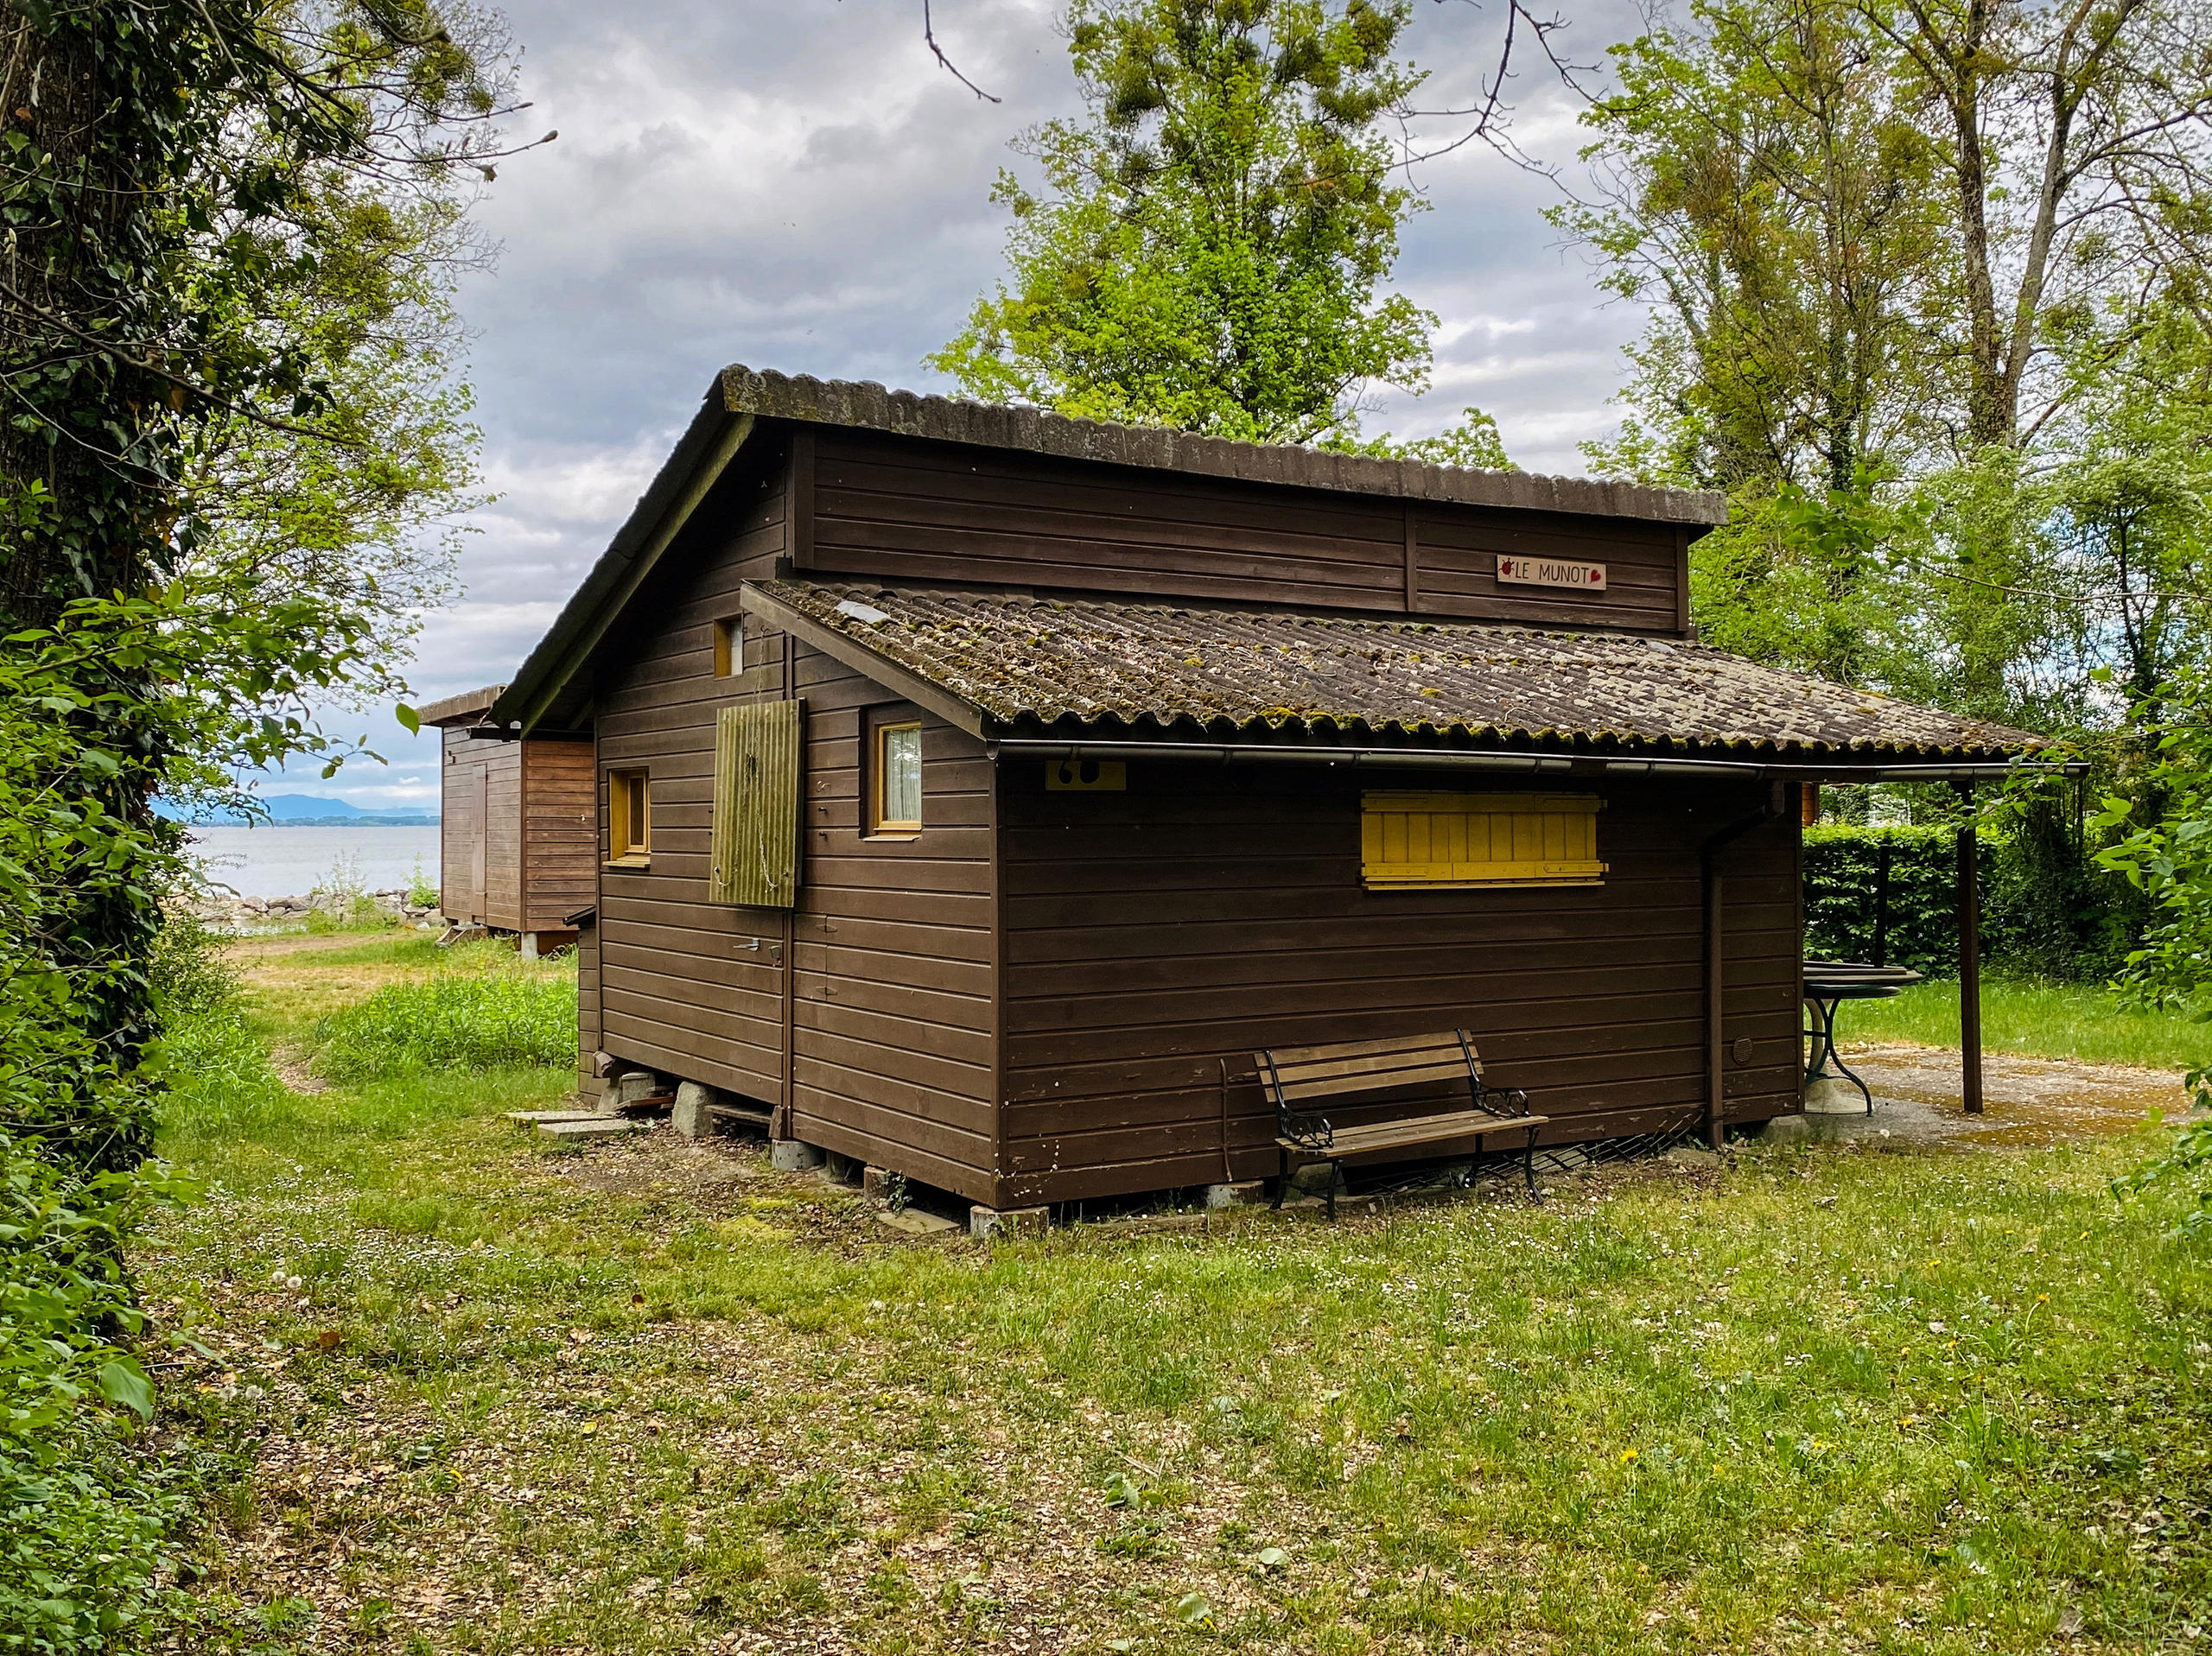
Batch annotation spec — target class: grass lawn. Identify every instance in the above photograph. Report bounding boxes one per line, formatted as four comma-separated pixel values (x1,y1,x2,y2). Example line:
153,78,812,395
1840,977,2209,1071
134,934,2212,1654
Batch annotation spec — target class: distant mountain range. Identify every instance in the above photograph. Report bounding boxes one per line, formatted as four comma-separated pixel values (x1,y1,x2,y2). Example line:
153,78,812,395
175,793,440,828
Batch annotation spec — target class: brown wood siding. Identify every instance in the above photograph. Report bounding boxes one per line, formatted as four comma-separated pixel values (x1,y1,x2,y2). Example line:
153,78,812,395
995,765,1800,1207
587,441,1001,1201
576,917,603,1103
591,454,792,1105
439,732,521,928
805,427,1687,634
1413,505,1684,634
520,738,596,932
786,660,997,1203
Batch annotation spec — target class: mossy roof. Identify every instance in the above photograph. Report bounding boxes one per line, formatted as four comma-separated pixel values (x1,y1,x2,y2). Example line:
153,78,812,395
753,581,2051,759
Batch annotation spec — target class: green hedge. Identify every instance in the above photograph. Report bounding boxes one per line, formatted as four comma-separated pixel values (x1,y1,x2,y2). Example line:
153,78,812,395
1803,826,1965,974
1805,815,2139,980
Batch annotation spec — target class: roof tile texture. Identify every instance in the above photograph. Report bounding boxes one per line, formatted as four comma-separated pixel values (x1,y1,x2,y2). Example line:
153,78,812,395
759,581,2048,758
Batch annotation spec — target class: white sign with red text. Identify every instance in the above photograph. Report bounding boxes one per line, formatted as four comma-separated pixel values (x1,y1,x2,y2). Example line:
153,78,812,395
1497,555,1607,592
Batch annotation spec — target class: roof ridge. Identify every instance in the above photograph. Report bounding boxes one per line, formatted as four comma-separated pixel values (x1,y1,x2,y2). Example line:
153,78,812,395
720,365,1729,528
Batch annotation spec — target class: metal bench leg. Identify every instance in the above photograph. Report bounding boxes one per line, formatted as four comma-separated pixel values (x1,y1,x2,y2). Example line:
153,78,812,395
1523,1124,1541,1201
1271,1146,1287,1211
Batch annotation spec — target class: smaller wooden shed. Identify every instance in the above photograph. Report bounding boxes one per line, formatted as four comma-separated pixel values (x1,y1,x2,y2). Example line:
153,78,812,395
417,685,596,954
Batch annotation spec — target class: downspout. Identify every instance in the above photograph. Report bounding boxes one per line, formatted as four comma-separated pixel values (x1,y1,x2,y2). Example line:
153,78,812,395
1700,783,1789,1152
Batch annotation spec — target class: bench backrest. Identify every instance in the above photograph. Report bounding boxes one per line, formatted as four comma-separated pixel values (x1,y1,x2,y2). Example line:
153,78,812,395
1255,1030,1484,1108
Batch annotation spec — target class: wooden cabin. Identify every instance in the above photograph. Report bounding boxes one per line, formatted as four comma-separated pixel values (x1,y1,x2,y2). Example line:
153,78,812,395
417,685,596,955
487,366,2050,1215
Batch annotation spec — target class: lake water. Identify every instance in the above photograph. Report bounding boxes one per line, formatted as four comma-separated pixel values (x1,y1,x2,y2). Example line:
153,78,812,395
188,825,442,898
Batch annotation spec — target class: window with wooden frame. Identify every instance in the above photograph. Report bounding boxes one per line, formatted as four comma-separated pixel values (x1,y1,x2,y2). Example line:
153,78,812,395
1361,791,1605,890
712,617,744,678
868,715,924,837
607,769,651,865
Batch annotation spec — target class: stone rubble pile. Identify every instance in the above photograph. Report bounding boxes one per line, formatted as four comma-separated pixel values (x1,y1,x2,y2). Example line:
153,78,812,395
190,888,444,930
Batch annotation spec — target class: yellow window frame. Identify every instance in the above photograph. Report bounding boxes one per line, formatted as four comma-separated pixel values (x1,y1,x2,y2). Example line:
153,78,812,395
1362,791,1605,889
607,769,651,864
870,720,923,836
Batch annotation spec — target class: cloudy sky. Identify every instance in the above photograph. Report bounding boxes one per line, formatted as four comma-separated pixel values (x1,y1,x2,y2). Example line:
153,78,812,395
284,0,1652,810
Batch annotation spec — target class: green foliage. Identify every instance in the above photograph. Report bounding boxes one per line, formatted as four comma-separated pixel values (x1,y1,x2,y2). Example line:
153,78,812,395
0,3,514,1646
1392,407,1512,472
932,0,1433,446
2091,662,2212,1230
1803,825,1962,974
1807,817,2135,981
310,959,576,1082
407,856,439,910
1688,470,1908,686
1560,0,1943,493
0,1416,193,1656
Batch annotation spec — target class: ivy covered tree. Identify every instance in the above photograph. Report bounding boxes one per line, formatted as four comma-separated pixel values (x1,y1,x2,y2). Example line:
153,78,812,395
933,0,1435,446
0,2,522,1640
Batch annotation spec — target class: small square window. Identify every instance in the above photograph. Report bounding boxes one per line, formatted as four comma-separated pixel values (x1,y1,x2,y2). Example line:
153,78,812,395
608,769,651,863
871,721,923,835
712,618,744,678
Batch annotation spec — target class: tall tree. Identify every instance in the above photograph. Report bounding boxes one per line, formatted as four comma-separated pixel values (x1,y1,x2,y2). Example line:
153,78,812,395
1567,0,2212,479
1559,0,1947,494
0,0,515,1158
1869,0,2212,450
933,0,1434,446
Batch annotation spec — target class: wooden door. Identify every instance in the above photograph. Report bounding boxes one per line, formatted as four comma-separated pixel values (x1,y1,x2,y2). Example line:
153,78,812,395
466,766,488,921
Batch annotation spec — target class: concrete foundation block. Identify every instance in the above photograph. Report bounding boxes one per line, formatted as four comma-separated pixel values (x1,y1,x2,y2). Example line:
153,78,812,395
1803,1075,1866,1116
671,1082,715,1139
877,1207,961,1236
535,1116,650,1140
969,1204,1051,1240
1761,1114,1813,1145
1288,1162,1344,1196
614,1070,664,1109
1203,1180,1268,1209
861,1164,900,1203
770,1139,823,1172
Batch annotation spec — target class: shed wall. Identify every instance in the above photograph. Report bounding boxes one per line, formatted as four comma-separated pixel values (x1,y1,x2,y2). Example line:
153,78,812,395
585,442,1001,1202
785,663,997,1201
592,457,792,1106
520,738,597,932
994,764,1800,1207
804,427,1688,634
439,731,521,929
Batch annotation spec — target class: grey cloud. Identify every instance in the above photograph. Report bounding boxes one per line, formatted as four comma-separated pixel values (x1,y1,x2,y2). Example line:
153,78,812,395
262,0,1656,807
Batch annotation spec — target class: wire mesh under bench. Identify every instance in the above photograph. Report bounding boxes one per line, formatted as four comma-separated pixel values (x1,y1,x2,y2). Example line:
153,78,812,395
1255,1030,1548,1218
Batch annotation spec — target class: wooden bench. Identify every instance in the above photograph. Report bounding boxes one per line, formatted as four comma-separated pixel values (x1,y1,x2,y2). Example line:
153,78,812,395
1255,1030,1548,1218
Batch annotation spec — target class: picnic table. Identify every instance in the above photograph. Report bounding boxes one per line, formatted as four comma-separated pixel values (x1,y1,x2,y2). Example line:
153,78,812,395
1802,959,1923,1114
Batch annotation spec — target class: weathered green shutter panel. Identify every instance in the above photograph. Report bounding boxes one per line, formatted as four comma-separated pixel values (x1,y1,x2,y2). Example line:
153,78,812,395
710,700,802,907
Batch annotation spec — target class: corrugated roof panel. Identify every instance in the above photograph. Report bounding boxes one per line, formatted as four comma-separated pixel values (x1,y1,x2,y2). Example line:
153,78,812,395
748,581,2049,759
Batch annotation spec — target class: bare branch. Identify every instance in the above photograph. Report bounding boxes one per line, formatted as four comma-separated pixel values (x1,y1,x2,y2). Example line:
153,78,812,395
1393,0,1596,174
924,0,1001,104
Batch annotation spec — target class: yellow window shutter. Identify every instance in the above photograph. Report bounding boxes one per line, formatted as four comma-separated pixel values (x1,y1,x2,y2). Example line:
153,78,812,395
711,700,803,907
1362,791,1606,889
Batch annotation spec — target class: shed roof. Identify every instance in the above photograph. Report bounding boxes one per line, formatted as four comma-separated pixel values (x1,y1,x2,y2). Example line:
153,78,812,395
743,580,2051,763
720,365,1728,526
489,365,1728,733
416,684,507,727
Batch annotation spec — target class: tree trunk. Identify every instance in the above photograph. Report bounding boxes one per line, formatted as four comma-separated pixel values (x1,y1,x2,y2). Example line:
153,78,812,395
0,5,164,629
0,3,174,1172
